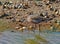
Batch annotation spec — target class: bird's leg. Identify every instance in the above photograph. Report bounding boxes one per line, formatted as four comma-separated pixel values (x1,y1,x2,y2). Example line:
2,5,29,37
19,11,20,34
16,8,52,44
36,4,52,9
39,24,41,35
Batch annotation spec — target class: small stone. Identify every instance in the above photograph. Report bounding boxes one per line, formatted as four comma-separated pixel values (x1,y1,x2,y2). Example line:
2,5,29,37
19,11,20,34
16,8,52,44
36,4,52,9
44,16,47,18
9,1,13,4
50,26,53,29
46,1,50,5
0,1,2,5
54,9,59,15
11,31,15,32
11,18,16,22
54,20,57,23
35,1,43,7
15,26,20,29
55,0,60,3
50,8,54,11
40,13,44,17
49,0,56,2
52,14,56,18
18,27,24,32
19,18,25,22
59,9,60,14
16,19,20,22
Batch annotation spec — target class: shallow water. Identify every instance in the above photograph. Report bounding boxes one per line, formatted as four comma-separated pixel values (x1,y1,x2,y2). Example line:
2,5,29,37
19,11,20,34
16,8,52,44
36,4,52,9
0,30,60,44
40,32,60,44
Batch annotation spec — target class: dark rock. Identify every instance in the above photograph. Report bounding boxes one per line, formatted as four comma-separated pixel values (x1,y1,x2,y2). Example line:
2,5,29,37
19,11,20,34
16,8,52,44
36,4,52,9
11,30,15,32
11,18,16,22
40,13,44,17
40,12,48,17
50,8,54,11
0,13,9,18
0,1,2,5
46,3,49,5
11,31,14,32
49,0,56,2
23,6,28,9
6,16,13,19
54,20,57,23
3,5,7,9
55,9,58,12
4,1,13,5
46,16,49,18
19,18,25,22
52,14,56,18
4,1,9,5
55,0,60,3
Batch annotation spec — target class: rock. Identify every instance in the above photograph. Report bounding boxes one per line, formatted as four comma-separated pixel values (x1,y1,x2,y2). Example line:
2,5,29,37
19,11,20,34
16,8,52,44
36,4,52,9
35,1,43,7
40,12,48,17
54,9,59,15
3,5,7,9
11,18,16,22
22,26,26,30
56,20,60,25
0,1,2,5
55,11,59,15
18,26,26,32
18,28,23,31
23,6,28,9
59,9,60,14
50,7,54,11
9,1,13,4
46,1,50,5
49,0,56,2
16,18,20,22
0,13,9,18
6,15,13,19
55,0,60,3
54,19,57,23
11,31,15,32
52,14,56,18
44,16,47,18
15,26,20,29
18,3,23,8
15,18,25,22
40,13,44,17
14,3,23,9
19,18,25,22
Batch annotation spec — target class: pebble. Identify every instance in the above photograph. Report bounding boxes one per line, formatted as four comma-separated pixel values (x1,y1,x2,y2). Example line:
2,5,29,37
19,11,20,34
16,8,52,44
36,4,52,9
50,7,54,11
11,31,15,32
18,27,27,32
0,1,2,5
15,19,20,22
59,9,60,14
15,27,20,29
22,27,26,29
36,1,43,7
49,0,56,2
55,10,59,15
11,18,16,22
